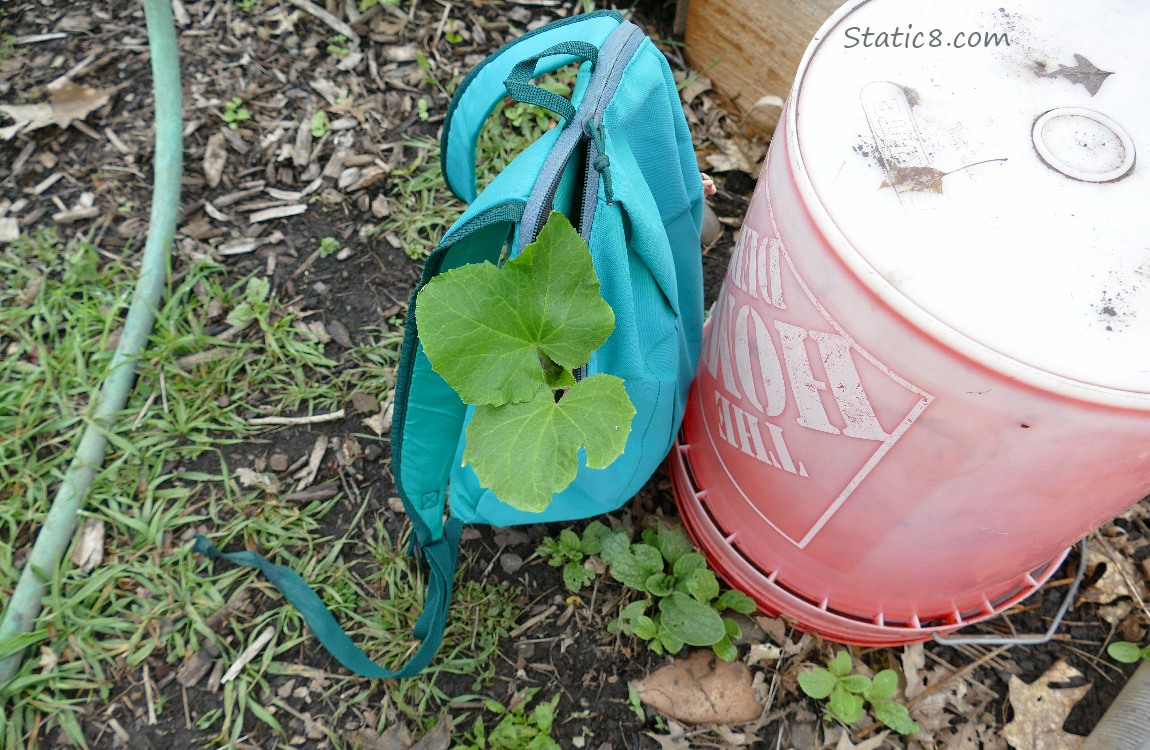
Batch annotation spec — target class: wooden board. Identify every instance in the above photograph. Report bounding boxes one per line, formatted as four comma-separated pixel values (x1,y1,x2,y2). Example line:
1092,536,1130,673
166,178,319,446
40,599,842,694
684,0,842,136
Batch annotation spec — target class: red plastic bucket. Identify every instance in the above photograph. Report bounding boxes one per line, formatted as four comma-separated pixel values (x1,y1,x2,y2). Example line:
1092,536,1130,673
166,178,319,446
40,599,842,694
672,0,1150,645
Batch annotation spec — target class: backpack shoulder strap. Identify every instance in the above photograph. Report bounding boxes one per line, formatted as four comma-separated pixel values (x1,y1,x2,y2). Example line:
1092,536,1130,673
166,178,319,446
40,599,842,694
192,518,462,679
441,9,623,203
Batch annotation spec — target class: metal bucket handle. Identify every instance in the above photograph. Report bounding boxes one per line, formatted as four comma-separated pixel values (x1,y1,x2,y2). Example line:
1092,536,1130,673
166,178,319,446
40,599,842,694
932,538,1088,646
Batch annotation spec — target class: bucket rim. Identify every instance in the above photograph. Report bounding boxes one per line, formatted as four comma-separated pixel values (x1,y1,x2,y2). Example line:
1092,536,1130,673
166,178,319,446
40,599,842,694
785,0,1150,412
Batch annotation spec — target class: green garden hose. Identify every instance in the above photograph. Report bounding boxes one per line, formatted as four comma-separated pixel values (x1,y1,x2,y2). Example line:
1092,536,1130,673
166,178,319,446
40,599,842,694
0,0,182,684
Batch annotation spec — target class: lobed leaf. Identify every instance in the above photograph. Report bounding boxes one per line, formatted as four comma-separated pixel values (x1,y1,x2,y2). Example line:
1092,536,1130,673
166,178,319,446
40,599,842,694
416,211,615,406
562,561,593,593
463,373,635,512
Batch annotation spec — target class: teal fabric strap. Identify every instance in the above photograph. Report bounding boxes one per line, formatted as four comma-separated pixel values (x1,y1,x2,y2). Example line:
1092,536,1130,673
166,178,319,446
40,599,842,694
503,41,599,124
192,517,464,679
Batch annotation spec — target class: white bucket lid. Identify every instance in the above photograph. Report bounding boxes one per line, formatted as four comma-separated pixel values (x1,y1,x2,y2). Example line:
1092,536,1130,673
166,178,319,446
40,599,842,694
792,0,1150,395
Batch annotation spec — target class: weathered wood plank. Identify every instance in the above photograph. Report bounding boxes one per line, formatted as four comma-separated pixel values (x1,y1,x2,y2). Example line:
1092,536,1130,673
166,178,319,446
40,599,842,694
685,0,841,136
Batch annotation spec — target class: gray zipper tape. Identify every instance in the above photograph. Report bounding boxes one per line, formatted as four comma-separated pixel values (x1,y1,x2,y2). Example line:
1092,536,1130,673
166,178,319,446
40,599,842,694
516,21,646,253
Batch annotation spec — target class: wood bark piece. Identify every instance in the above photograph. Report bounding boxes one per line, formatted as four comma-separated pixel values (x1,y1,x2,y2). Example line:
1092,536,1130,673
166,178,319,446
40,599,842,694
249,204,307,223
203,132,228,188
684,0,839,135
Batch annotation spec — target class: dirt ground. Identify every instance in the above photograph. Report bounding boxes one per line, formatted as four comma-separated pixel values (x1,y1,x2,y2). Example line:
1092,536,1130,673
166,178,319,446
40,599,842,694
2,1,1149,748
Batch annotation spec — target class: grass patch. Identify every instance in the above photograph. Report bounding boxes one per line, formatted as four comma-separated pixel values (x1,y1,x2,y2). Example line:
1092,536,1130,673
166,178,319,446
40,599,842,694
377,74,576,260
0,228,517,748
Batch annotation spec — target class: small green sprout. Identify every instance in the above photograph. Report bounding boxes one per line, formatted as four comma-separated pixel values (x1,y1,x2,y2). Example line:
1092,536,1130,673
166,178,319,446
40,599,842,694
220,97,252,129
1108,641,1150,663
318,237,341,258
537,521,609,593
310,110,330,138
798,650,920,734
326,34,350,57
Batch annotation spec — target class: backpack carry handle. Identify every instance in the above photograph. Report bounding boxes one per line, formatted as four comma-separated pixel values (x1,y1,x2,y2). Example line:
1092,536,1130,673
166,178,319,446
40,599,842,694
440,10,622,204
502,42,598,125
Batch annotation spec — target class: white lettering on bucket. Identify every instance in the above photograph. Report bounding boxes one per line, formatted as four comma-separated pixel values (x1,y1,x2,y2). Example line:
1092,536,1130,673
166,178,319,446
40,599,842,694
700,186,934,548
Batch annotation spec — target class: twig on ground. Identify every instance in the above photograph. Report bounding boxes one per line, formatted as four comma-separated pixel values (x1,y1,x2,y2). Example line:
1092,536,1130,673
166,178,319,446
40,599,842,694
283,0,360,48
509,605,558,639
248,409,345,426
221,626,276,684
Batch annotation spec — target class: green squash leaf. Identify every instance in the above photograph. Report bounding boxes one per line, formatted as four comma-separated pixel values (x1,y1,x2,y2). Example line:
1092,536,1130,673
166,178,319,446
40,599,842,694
658,591,725,647
463,374,635,512
416,212,615,406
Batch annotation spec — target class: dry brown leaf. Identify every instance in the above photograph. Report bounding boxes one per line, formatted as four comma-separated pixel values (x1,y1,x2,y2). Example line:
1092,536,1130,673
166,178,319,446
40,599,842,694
834,729,889,749
632,650,762,726
233,467,282,495
408,714,452,750
646,719,691,750
941,710,1007,750
1083,538,1150,624
348,723,413,750
1001,660,1090,750
0,80,111,140
879,166,948,193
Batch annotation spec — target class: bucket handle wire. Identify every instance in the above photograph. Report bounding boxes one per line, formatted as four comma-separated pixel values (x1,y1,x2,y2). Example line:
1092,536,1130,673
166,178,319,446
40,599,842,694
931,538,1088,646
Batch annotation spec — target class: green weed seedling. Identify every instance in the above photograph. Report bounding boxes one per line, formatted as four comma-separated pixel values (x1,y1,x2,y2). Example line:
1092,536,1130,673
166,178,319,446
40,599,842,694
318,236,341,258
310,110,330,138
602,523,756,661
417,212,635,513
1108,641,1150,663
220,97,251,129
457,688,561,750
326,34,350,57
798,650,920,734
537,520,610,593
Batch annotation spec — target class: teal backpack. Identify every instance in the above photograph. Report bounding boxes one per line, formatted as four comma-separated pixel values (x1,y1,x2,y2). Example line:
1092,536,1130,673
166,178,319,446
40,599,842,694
196,9,704,678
